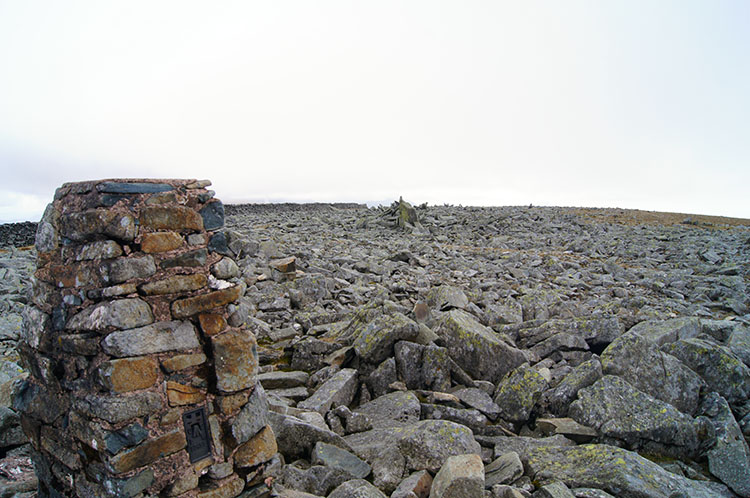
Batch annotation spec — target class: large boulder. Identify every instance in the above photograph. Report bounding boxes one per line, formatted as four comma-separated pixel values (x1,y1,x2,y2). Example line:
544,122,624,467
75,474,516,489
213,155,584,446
429,453,484,498
525,444,731,498
701,392,750,497
493,363,548,423
353,313,419,364
545,358,602,416
436,309,525,383
396,420,481,473
626,317,701,346
600,332,704,414
663,338,750,407
569,376,712,458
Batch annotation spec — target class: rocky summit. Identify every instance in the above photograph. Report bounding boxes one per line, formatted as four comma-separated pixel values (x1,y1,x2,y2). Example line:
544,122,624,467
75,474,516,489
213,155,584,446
1,201,750,498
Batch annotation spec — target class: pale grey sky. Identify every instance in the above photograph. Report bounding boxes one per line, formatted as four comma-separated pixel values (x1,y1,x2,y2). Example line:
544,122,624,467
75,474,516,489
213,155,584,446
1,1,748,222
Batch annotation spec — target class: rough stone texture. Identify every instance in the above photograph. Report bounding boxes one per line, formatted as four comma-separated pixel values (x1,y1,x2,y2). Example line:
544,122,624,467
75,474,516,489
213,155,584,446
485,452,523,488
102,320,200,357
429,453,485,498
269,411,351,460
141,231,183,253
212,328,258,392
397,419,482,473
66,298,154,332
436,309,526,383
391,470,433,498
13,179,274,497
297,368,358,414
569,375,709,458
98,356,159,393
601,331,704,414
172,285,242,318
663,337,750,407
701,392,750,496
546,358,602,416
525,444,726,498
494,363,548,423
328,479,388,498
353,312,420,364
311,441,372,479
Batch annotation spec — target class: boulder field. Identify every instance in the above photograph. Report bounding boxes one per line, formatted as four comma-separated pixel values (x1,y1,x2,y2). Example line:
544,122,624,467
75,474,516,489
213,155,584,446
1,201,749,497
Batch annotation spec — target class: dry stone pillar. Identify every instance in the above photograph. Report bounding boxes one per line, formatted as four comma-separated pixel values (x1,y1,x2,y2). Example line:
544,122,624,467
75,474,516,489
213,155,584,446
14,179,276,497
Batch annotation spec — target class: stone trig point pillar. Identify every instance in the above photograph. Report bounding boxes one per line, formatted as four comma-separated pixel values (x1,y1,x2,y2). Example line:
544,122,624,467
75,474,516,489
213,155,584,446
14,179,276,497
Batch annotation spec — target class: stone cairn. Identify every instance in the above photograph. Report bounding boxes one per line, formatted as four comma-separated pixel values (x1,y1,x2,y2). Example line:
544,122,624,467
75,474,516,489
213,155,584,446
13,179,276,497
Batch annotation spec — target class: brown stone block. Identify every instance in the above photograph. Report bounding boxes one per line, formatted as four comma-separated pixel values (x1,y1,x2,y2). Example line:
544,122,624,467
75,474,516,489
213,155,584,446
108,429,187,474
196,475,244,498
139,274,208,296
140,206,204,231
215,391,250,416
198,313,228,336
172,286,242,319
270,256,296,273
212,329,258,393
98,357,159,393
162,353,207,373
234,425,277,468
141,231,183,253
48,262,100,288
167,381,207,406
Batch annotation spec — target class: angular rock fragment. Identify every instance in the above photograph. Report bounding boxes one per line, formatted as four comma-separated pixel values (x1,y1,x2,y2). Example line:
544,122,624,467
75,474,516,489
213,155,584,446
430,453,484,498
297,368,358,414
396,419,481,472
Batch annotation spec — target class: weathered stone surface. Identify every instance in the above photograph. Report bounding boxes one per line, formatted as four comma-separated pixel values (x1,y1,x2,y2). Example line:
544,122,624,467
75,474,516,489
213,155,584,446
397,419,481,473
569,375,709,457
102,255,157,284
485,451,523,488
627,317,701,346
430,453,484,498
494,363,548,423
436,309,525,383
172,285,242,318
234,424,278,468
35,202,60,252
98,356,159,393
269,411,351,460
73,240,123,261
353,391,422,429
258,370,309,390
391,470,433,498
546,358,602,416
419,403,489,432
212,328,258,392
663,337,750,407
525,444,726,498
104,423,150,455
107,429,186,473
212,257,240,279
228,384,269,448
312,441,372,478
166,381,206,406
97,181,174,194
196,474,244,498
490,435,576,460
453,387,502,421
601,332,704,414
12,379,68,424
701,392,750,496
199,312,228,336
61,208,137,242
139,206,204,231
102,320,200,357
138,273,207,295
328,479,387,498
536,482,576,498
100,468,155,497
535,418,598,443
427,285,469,311
20,305,51,349
67,298,154,332
141,231,183,253
298,368,358,414
160,248,208,269
200,201,225,231
278,465,355,497
728,325,750,367
75,391,163,424
161,352,207,372
0,406,27,447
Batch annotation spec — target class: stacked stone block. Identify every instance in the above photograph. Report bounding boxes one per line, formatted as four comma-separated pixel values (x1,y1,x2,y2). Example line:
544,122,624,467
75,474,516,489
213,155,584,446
13,179,277,497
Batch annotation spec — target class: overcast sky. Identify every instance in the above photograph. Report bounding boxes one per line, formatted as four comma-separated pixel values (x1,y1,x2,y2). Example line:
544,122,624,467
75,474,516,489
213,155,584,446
1,1,748,222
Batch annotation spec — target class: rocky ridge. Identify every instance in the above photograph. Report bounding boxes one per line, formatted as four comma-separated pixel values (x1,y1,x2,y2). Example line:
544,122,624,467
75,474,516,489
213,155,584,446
1,201,750,497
